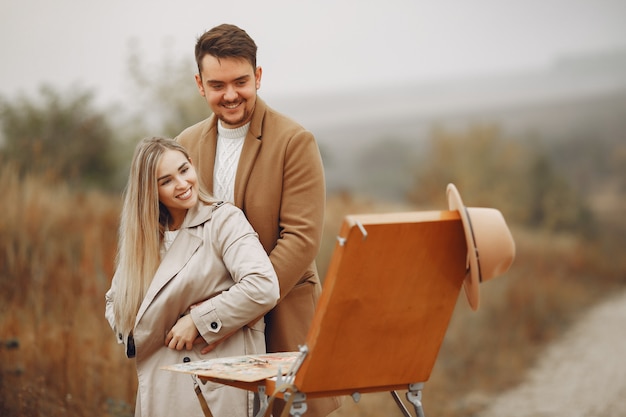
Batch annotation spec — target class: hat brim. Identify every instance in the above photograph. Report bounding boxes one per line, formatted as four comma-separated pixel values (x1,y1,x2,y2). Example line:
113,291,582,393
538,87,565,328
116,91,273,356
447,183,480,310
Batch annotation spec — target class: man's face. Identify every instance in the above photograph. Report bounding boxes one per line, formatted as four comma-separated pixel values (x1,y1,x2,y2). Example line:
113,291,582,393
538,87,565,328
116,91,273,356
195,55,262,129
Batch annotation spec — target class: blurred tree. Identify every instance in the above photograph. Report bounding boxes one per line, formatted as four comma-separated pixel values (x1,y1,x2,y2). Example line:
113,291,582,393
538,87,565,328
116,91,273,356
526,148,594,234
407,124,524,211
407,124,594,233
125,38,208,138
0,85,118,189
354,138,417,201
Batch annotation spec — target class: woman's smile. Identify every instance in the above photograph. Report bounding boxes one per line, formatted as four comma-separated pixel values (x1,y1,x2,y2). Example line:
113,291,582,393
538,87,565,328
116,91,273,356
176,187,193,200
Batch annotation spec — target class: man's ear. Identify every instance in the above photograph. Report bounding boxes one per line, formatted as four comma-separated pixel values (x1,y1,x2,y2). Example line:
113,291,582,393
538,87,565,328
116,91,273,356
255,66,262,90
195,74,205,96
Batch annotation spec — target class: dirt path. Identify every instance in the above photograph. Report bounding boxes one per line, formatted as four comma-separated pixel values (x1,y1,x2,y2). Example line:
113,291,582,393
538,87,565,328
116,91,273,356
476,290,626,417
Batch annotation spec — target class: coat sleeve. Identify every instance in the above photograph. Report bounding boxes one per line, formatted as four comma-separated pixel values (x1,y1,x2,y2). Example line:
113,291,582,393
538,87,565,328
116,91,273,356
270,129,325,298
104,274,124,345
190,205,279,343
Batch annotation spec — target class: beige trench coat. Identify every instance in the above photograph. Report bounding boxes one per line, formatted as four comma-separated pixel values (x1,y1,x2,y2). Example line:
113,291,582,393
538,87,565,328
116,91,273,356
105,202,279,417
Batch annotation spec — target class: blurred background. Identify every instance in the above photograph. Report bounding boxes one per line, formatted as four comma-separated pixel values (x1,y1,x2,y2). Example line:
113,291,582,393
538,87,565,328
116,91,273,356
1,1,625,416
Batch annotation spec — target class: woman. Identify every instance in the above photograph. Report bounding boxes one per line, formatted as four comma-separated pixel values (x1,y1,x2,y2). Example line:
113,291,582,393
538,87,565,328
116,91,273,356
105,137,279,417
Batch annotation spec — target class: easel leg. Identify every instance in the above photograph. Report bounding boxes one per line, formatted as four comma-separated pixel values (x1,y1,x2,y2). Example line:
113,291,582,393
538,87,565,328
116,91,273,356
391,390,412,417
406,383,425,417
254,386,267,416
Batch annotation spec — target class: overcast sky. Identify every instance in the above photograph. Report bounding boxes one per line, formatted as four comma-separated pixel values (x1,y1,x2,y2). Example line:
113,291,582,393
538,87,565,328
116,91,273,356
1,0,626,107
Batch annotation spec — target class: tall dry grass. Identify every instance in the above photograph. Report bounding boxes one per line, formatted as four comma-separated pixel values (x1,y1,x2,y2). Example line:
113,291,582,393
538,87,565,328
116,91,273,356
0,165,135,417
1,166,624,416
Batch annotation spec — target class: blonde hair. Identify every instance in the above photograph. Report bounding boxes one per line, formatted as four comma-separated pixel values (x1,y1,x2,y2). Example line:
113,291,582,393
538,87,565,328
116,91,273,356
112,137,215,335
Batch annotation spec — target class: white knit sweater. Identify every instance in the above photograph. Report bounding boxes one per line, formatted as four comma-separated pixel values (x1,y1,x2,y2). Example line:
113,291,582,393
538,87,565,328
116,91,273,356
213,122,249,202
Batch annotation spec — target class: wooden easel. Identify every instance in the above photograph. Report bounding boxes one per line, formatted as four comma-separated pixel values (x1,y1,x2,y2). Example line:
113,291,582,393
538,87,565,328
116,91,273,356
165,210,467,416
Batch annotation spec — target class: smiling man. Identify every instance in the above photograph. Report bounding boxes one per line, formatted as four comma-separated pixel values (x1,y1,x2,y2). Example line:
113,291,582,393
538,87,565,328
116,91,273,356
176,24,340,417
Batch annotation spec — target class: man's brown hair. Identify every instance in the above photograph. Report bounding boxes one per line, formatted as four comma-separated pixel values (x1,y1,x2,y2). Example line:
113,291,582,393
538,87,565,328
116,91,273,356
195,24,258,76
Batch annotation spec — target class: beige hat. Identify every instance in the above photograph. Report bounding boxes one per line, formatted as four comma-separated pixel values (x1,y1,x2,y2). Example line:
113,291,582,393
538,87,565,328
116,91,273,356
447,183,516,311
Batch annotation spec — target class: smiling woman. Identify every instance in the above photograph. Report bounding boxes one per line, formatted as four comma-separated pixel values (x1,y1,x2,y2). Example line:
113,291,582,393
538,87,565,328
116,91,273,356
156,149,199,230
104,137,280,417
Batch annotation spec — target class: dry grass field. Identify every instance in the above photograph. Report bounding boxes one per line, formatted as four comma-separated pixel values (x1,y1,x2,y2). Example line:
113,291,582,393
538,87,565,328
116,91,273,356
0,166,135,416
1,166,624,417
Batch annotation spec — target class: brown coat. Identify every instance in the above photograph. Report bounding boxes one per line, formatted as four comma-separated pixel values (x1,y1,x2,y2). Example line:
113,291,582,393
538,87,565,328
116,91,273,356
105,202,279,417
177,98,341,416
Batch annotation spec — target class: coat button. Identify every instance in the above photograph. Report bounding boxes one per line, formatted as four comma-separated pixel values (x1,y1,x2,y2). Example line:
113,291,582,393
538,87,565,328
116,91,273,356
211,322,218,329
118,333,123,341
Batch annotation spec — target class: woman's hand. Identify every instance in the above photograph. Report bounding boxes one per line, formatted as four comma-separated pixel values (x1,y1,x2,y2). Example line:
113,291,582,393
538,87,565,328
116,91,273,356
165,315,199,351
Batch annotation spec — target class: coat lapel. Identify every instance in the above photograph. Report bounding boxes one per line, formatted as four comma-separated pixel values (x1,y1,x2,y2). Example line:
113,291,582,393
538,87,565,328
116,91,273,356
198,118,218,194
199,98,267,206
234,133,262,207
135,203,213,325
234,98,266,207
135,230,202,325
134,204,213,325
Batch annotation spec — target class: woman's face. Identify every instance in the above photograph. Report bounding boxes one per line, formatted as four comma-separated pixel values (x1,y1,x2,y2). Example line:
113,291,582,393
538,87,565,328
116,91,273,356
156,149,198,224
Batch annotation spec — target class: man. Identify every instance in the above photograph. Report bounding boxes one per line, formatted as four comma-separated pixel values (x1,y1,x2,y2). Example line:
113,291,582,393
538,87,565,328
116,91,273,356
176,24,340,417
